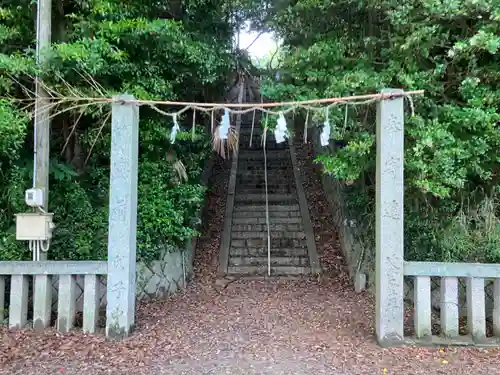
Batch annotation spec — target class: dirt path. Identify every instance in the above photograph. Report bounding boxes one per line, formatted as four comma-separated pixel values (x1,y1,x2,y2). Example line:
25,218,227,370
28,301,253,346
3,277,498,375
1,150,499,375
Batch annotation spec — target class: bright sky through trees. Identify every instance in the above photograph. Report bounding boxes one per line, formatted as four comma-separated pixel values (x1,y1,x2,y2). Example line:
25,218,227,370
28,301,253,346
237,22,278,59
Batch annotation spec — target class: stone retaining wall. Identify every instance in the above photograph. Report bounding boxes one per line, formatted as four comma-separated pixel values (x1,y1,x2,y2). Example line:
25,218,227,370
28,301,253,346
308,126,374,291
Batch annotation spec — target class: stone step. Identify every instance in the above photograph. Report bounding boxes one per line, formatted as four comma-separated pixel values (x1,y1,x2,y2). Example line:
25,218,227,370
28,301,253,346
237,159,290,165
236,183,294,189
231,217,303,225
237,170,293,176
232,210,301,219
235,183,293,190
220,275,307,281
239,124,262,128
238,128,278,134
235,188,294,195
238,141,265,148
238,135,267,139
238,151,290,159
237,133,262,138
236,178,294,184
239,129,284,137
232,223,303,232
234,194,297,203
231,231,306,240
239,124,263,129
239,135,265,141
237,173,292,180
237,169,293,175
227,265,310,276
233,204,300,212
231,238,307,248
236,180,293,185
238,157,291,165
229,256,307,267
237,164,292,169
238,154,290,159
239,146,268,152
237,182,295,189
237,160,290,166
236,177,294,184
230,247,308,257
236,181,294,187
239,129,264,135
236,178,292,185
236,188,295,195
238,160,292,166
237,177,292,183
259,144,289,150
238,134,266,139
236,171,292,177
239,141,288,149
238,140,265,147
237,171,293,177
238,156,290,161
237,132,256,136
240,142,289,149
239,133,286,139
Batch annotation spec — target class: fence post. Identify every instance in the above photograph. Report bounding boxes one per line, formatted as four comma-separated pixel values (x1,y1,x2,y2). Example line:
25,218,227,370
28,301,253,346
106,94,139,338
375,88,405,346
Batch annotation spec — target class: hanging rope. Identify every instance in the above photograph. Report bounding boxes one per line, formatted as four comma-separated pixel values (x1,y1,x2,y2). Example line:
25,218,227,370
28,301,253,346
23,89,422,122
192,109,196,141
320,106,330,146
125,92,419,119
100,90,423,109
211,109,215,134
18,84,423,165
262,116,271,277
304,110,309,144
250,109,256,147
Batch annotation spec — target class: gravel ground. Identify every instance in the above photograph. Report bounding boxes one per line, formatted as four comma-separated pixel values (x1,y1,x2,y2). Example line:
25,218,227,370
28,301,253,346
1,149,500,375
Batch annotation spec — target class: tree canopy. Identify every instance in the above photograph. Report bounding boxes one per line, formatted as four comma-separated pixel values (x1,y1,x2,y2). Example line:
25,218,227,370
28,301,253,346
0,0,499,263
0,0,239,261
260,0,500,262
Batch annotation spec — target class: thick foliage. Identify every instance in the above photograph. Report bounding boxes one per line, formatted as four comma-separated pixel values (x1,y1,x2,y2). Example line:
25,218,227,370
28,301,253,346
263,0,500,262
0,0,234,261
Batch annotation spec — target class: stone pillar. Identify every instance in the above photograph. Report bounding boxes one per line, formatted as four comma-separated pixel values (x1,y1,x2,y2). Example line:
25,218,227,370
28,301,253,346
106,94,139,338
375,88,405,346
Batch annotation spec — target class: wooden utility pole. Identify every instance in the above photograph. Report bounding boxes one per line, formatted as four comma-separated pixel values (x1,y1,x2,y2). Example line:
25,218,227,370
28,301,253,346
34,0,52,210
33,0,52,262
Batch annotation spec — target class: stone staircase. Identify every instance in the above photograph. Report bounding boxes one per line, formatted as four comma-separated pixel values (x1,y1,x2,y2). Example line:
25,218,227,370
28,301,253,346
218,82,320,277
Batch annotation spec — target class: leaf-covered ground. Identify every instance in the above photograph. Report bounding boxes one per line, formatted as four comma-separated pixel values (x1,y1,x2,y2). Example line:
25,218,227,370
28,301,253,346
1,147,499,375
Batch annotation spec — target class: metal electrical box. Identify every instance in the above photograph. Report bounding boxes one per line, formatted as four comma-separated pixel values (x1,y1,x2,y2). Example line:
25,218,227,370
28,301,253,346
25,188,44,208
15,212,55,241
